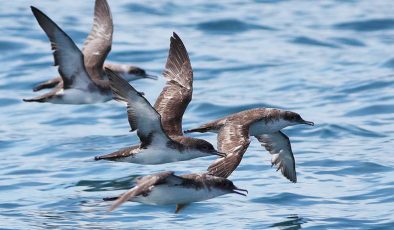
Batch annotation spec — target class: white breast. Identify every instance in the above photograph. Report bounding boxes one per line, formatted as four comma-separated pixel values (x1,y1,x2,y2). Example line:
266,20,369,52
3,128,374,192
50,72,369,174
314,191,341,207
132,185,228,205
50,88,111,104
130,147,207,165
249,119,291,136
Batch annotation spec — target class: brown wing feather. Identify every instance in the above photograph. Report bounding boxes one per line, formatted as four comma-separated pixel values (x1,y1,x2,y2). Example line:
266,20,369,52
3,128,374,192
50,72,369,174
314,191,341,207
154,32,193,136
207,124,251,178
82,0,113,81
108,171,180,211
255,131,297,183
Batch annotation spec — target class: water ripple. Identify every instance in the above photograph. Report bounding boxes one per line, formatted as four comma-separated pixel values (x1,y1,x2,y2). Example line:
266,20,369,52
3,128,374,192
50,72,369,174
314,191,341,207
196,19,274,34
334,19,394,31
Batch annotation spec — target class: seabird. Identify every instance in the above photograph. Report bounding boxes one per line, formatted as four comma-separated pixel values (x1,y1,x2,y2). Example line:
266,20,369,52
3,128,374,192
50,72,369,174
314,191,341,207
184,108,314,183
95,33,224,164
103,171,247,213
95,67,224,163
24,1,155,104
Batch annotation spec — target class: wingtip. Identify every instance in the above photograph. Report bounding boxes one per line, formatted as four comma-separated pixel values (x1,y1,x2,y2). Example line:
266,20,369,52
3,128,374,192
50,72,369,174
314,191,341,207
30,5,43,17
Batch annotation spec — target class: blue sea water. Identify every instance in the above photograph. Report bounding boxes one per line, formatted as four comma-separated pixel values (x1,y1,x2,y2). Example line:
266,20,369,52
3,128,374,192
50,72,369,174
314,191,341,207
0,0,394,229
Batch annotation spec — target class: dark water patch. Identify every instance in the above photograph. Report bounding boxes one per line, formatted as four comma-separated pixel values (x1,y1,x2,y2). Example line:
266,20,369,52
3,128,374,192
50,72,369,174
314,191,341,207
0,40,27,52
0,203,24,209
251,192,324,205
74,175,139,192
302,123,385,138
300,159,353,168
334,19,394,31
19,60,55,70
5,169,48,175
339,187,394,201
345,104,394,117
316,162,391,176
316,217,376,229
196,19,274,34
0,140,16,150
24,144,61,157
41,116,99,126
0,98,20,107
291,36,339,48
195,63,278,76
338,79,393,94
383,57,394,69
322,93,348,103
269,215,307,230
109,49,166,63
330,37,365,47
125,3,168,16
5,52,49,64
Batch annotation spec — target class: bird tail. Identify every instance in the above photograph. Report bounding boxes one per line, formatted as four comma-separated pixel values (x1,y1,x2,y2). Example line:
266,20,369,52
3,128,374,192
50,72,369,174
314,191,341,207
22,97,48,103
184,119,225,134
33,77,62,92
183,126,211,133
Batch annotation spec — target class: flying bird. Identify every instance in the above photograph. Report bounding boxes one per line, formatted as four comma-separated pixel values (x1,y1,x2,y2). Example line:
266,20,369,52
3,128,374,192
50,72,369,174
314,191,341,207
24,0,155,104
185,108,314,182
103,171,247,213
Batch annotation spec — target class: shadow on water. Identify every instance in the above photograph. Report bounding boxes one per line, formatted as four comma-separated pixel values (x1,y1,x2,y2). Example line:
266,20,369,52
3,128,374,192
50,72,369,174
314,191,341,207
196,19,275,35
270,215,307,230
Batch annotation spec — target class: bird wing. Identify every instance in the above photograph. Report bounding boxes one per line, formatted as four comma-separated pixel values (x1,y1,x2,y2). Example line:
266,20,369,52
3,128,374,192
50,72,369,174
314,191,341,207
106,68,170,148
31,7,92,90
82,0,113,81
154,32,193,136
108,171,182,211
207,123,251,178
255,131,297,183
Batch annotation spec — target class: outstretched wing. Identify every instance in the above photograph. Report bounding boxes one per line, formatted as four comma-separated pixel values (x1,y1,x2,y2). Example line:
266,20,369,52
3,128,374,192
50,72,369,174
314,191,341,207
108,171,182,211
154,32,193,136
31,6,92,89
255,131,297,183
207,124,251,178
82,0,113,81
106,68,170,148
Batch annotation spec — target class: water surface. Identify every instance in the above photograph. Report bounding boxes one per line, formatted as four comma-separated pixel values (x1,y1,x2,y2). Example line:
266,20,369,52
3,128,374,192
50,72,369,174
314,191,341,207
0,0,393,229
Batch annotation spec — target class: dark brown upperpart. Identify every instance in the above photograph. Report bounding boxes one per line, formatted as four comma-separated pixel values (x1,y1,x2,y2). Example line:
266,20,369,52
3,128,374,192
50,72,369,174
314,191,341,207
83,0,113,83
185,108,285,133
207,123,251,178
107,171,241,211
154,32,193,136
94,145,139,161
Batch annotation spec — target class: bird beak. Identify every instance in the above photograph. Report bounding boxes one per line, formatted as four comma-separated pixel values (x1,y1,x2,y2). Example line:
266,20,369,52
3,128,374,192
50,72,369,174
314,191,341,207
232,187,248,196
144,74,158,80
212,150,226,157
302,120,314,126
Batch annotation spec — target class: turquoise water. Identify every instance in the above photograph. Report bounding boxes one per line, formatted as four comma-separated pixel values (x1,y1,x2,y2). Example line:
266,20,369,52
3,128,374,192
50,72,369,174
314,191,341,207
1,0,394,229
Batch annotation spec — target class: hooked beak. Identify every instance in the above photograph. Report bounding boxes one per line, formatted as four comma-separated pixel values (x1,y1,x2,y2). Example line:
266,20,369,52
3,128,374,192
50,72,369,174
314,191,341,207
212,150,226,158
302,120,314,126
232,187,248,196
144,74,158,80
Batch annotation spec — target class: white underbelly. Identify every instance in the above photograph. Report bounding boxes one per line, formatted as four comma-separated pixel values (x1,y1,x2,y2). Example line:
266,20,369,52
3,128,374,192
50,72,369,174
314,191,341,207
249,120,289,136
131,147,206,164
133,185,227,205
51,89,111,104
